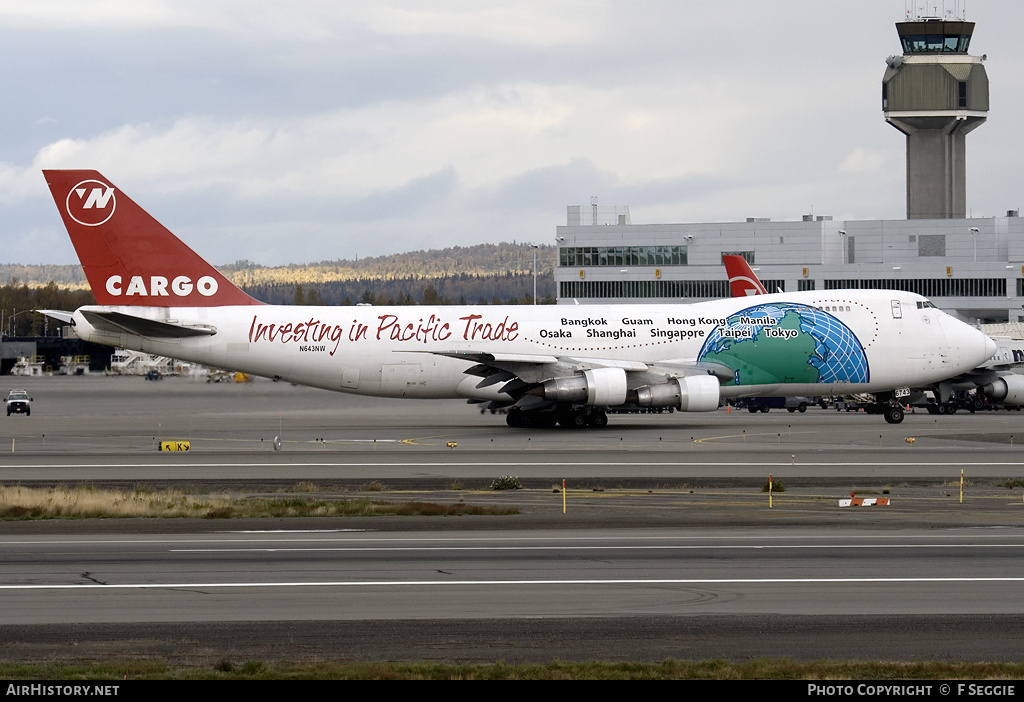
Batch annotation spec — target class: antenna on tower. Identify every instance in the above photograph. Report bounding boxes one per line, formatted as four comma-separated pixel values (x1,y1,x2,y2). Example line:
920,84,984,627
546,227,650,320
905,0,966,21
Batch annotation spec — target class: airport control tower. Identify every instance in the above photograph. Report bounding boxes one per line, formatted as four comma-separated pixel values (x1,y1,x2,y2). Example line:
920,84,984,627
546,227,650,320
882,5,988,219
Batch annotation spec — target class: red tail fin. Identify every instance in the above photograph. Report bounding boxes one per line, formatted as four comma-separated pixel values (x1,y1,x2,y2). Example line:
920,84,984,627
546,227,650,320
722,255,768,297
43,170,261,307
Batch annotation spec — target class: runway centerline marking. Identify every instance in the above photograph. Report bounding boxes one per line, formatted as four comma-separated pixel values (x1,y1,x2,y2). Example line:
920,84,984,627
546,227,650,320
4,533,1024,547
170,543,1024,553
3,576,1024,591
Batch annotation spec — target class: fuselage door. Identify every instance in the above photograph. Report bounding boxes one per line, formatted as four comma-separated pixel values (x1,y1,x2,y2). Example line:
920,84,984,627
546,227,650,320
890,300,902,319
341,368,360,389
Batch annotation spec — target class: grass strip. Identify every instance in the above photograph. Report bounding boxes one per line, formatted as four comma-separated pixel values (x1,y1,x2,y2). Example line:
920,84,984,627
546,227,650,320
0,485,518,520
3,659,1024,680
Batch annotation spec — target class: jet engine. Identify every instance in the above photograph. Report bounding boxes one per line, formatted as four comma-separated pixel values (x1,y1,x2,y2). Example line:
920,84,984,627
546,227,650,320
536,367,627,406
979,374,1024,406
628,375,720,412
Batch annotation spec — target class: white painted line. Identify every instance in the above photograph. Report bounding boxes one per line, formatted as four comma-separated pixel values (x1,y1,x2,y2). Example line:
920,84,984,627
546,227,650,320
1,576,1023,591
172,543,1024,553
3,535,1024,547
5,460,1024,468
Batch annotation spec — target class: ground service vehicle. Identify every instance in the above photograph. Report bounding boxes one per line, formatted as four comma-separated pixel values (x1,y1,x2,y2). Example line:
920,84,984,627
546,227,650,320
6,390,31,416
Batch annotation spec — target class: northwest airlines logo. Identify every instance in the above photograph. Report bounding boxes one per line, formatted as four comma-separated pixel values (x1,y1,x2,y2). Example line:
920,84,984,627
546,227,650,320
66,179,116,226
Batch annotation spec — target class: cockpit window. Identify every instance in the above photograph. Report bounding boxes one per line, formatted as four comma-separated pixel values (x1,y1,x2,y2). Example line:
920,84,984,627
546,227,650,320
916,300,937,309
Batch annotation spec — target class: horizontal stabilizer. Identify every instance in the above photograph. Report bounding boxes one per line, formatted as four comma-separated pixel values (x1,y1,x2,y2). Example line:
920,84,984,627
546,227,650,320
81,310,217,338
37,309,74,324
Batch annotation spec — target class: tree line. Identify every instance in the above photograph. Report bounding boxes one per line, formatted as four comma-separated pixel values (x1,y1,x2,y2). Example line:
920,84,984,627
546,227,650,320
246,272,555,306
0,281,95,337
0,271,555,338
220,242,554,286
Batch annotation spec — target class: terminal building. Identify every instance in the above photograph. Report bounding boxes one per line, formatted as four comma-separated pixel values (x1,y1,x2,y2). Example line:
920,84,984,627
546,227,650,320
554,8,1020,325
553,207,1024,324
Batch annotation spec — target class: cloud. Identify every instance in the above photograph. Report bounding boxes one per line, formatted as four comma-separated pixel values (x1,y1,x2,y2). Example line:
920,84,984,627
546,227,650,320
0,1,602,44
838,148,894,175
3,1,1024,263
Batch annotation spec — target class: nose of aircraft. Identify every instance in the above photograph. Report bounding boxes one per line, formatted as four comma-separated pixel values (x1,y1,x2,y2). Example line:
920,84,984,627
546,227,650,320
963,320,997,365
940,315,996,369
983,332,998,359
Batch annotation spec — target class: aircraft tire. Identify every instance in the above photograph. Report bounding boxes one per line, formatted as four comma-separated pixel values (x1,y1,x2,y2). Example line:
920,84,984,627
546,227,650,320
588,412,608,428
884,406,905,424
565,412,588,429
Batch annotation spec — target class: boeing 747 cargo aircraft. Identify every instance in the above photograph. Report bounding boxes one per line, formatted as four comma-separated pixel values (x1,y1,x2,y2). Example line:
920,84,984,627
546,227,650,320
41,171,996,426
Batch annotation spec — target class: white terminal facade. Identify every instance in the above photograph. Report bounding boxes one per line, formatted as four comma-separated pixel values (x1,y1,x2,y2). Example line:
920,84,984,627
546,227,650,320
555,8,1021,325
553,206,1024,324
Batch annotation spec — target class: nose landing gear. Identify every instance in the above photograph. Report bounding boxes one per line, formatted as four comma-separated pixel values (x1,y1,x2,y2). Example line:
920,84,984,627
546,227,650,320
883,404,905,424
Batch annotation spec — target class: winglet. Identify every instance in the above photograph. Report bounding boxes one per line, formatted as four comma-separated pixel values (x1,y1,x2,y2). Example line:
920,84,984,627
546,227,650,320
722,255,768,297
43,170,261,307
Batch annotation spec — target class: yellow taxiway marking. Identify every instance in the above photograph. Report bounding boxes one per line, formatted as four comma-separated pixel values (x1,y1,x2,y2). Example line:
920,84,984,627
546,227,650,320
693,429,814,443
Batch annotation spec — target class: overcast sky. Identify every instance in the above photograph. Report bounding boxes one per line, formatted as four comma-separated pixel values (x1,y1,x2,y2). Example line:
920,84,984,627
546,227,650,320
0,1,1020,266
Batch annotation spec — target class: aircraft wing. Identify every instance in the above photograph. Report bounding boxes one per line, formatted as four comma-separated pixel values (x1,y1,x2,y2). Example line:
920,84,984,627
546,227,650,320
467,357,723,417
648,360,738,383
426,350,560,366
427,350,650,379
426,349,726,410
80,310,217,338
428,349,729,381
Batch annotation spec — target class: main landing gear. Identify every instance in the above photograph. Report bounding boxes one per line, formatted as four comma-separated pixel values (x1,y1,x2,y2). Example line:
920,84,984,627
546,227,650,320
505,407,609,429
863,392,908,424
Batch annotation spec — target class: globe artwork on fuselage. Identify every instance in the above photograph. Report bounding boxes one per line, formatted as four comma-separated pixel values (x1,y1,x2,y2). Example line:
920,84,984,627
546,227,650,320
697,303,870,386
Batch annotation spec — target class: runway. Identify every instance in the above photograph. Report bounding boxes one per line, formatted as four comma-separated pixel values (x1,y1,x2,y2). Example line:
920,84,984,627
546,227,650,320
1,375,1024,663
4,524,1024,663
6,527,1024,622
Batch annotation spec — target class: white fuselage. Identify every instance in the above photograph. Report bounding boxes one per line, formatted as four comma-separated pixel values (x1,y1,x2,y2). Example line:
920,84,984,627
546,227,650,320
68,289,995,402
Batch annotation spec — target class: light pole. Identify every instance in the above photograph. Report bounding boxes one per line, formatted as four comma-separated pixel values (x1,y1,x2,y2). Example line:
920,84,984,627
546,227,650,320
530,244,540,304
8,310,34,338
969,227,980,262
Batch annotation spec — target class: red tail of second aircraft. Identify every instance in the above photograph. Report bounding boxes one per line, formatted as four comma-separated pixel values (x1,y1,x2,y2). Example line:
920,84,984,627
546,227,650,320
43,170,260,307
722,255,768,297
